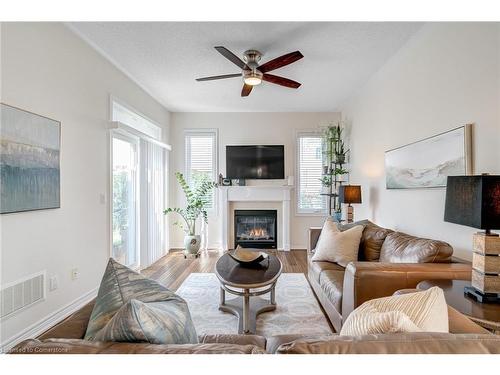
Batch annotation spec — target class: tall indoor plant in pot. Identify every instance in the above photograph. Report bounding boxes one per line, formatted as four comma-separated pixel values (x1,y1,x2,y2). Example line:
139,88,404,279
164,172,217,257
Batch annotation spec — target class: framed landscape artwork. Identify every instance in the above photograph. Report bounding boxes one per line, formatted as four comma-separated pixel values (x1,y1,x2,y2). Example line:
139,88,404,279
385,125,472,189
1,103,61,213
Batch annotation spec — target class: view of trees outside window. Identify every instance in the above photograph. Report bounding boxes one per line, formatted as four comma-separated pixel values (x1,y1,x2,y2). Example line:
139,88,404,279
112,136,138,267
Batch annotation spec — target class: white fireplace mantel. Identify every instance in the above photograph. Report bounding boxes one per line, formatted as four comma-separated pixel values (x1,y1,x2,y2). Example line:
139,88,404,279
219,185,293,251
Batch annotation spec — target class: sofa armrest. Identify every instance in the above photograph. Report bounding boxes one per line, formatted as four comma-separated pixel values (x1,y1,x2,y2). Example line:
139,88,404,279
341,262,472,320
308,227,322,254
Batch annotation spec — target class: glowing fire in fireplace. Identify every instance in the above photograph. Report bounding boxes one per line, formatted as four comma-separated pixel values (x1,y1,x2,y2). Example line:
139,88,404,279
249,228,268,238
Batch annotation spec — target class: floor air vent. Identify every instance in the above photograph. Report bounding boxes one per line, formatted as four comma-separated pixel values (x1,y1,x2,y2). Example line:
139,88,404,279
1,272,45,319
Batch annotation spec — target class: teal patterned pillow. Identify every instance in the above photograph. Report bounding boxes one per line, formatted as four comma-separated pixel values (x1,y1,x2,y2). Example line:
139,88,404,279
84,258,198,344
94,299,198,344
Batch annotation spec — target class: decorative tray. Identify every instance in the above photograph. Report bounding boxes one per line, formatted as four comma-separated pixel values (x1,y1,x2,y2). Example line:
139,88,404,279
228,247,269,265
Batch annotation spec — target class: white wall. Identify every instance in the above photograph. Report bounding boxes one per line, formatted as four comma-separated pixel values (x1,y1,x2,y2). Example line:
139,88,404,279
342,23,500,260
0,23,170,347
169,112,341,250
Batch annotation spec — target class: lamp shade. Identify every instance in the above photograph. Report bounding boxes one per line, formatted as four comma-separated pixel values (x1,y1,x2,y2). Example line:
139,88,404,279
444,175,500,231
339,185,362,204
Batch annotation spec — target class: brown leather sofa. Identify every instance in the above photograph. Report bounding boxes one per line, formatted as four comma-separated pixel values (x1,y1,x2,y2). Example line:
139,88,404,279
307,220,472,332
9,294,499,354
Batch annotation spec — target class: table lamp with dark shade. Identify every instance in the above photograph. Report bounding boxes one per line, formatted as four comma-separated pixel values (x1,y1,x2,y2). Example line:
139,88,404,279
339,185,362,223
444,175,500,303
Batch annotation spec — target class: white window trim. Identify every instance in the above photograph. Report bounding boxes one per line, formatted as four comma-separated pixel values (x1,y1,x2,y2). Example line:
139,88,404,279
184,128,219,215
109,121,171,151
109,95,163,141
295,129,327,216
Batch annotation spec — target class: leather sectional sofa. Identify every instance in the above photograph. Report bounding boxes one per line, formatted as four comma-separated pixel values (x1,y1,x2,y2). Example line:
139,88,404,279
9,296,499,354
11,221,497,354
307,220,472,332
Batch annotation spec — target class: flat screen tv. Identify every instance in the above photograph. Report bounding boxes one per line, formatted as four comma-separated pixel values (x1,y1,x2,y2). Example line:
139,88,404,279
226,145,285,179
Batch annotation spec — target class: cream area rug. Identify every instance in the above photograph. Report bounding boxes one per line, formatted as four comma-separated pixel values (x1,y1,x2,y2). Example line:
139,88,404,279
176,273,332,337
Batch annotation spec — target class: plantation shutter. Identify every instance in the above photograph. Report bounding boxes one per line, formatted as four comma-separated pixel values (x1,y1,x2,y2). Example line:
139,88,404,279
185,130,217,210
297,133,326,213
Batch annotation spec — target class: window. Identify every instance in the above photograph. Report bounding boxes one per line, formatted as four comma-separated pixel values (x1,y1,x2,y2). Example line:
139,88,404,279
110,96,169,269
296,132,326,214
184,130,218,211
112,133,139,268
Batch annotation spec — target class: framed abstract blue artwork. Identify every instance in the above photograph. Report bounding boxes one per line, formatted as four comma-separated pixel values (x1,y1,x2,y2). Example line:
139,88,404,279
1,103,61,213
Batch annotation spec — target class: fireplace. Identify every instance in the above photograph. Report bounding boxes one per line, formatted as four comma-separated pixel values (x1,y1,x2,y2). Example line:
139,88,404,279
234,210,277,249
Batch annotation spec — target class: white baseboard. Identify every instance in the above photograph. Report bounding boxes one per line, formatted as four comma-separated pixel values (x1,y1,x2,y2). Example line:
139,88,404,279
1,287,98,353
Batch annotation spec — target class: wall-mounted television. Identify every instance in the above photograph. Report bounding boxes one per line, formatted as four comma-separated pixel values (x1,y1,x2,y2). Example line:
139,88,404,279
226,145,285,179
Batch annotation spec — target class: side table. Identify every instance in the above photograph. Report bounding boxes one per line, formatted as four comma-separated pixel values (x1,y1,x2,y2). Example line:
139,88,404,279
417,279,500,334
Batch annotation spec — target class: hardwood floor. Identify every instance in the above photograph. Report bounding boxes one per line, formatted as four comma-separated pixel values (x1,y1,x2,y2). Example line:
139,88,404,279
141,249,308,291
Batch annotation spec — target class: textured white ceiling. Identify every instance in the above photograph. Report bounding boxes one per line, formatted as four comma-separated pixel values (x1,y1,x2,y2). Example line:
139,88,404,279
68,22,422,112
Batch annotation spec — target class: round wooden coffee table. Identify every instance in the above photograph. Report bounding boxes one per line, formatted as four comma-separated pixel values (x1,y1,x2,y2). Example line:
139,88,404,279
417,279,500,333
215,253,282,334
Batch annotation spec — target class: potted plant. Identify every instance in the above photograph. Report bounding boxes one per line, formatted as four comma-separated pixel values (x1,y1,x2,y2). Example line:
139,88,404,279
319,175,333,194
334,141,349,165
164,172,217,257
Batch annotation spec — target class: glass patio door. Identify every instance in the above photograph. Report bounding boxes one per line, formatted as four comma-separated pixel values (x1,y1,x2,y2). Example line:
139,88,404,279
112,133,139,268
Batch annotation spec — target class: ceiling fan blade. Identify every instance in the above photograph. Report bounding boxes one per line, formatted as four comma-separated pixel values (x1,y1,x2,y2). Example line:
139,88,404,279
258,51,303,73
241,83,253,97
196,73,242,81
262,74,301,88
214,46,248,70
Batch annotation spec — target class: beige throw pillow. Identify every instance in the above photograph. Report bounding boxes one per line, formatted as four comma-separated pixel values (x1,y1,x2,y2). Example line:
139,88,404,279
340,286,449,336
311,219,363,267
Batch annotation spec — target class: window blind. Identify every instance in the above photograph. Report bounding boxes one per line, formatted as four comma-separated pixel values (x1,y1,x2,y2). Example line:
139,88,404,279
140,140,166,267
297,134,326,213
185,130,217,210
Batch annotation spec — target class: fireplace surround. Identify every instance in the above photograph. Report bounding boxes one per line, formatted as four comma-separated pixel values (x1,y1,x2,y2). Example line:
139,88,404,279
219,186,292,251
234,210,278,249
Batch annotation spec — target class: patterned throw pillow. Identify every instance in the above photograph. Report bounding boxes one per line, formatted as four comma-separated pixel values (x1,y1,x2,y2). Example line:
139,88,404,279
340,287,448,336
94,299,198,344
84,258,198,344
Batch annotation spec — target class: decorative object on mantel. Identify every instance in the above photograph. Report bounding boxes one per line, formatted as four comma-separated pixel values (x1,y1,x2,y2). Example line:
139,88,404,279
444,174,500,303
339,185,362,223
233,179,246,186
385,125,472,189
320,123,349,221
1,103,61,214
164,172,217,258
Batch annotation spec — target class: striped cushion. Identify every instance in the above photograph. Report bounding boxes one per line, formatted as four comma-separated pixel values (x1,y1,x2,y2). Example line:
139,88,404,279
84,258,198,344
340,287,448,336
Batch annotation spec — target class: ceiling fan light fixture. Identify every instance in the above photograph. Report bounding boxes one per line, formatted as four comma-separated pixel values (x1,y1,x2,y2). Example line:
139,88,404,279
196,47,303,96
243,71,263,86
244,76,262,86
